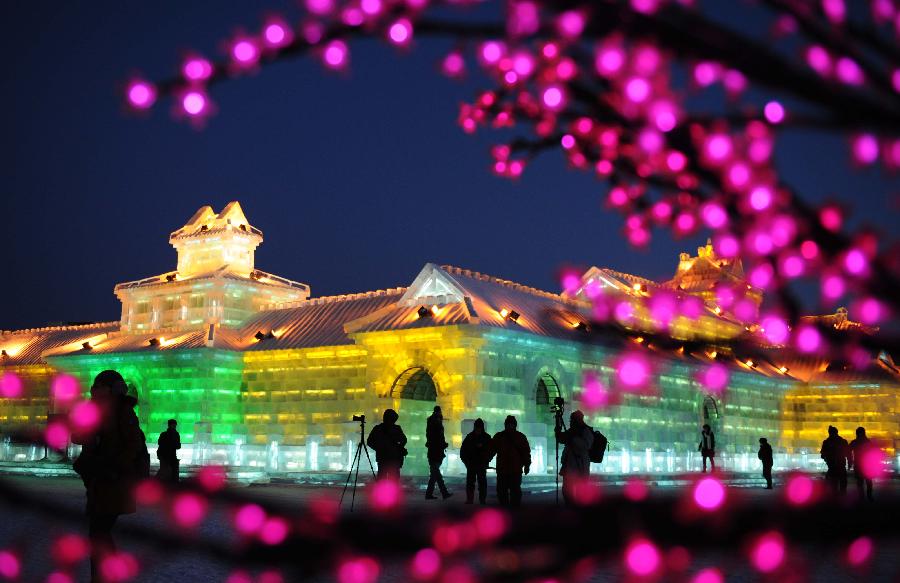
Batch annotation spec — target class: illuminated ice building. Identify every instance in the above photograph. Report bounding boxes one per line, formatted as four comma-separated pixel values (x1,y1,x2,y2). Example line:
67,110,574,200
2,203,897,475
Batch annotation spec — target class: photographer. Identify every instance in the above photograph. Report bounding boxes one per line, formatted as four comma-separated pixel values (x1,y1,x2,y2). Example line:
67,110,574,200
556,410,594,505
366,409,407,479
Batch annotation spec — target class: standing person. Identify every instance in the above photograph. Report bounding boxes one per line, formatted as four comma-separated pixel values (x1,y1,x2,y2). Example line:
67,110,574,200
460,418,491,504
758,437,774,489
849,426,874,501
488,415,531,507
425,406,452,500
820,425,849,495
366,409,408,479
72,370,148,583
556,410,594,505
156,419,181,484
698,424,716,473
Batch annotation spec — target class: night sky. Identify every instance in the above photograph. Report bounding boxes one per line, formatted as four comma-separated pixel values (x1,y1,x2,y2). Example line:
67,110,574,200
3,2,897,331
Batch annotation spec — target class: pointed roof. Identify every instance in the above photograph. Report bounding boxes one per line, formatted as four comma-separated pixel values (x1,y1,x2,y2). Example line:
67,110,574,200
170,201,262,241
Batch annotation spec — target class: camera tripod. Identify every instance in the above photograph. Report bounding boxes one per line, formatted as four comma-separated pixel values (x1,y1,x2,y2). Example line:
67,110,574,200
340,414,376,512
551,397,566,506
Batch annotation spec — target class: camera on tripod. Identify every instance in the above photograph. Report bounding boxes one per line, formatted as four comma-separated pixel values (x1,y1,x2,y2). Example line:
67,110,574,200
352,414,365,422
550,396,566,429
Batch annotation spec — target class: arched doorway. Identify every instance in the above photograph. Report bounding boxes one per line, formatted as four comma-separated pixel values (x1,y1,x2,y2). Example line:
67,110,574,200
389,367,439,474
534,372,561,429
700,394,721,433
390,367,438,401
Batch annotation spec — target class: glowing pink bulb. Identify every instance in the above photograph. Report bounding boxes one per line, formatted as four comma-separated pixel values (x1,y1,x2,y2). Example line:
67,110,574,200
637,128,663,154
651,200,672,222
595,46,625,77
858,446,887,478
704,134,732,163
821,273,845,301
542,85,565,110
764,101,785,124
624,77,650,103
46,422,70,449
723,69,747,94
53,534,90,565
780,254,804,278
691,567,724,583
761,315,789,344
474,508,507,541
748,230,773,255
847,536,873,566
0,372,23,398
134,479,164,506
557,10,585,38
614,301,635,324
822,0,846,23
369,478,402,510
836,57,864,85
360,0,382,16
666,150,687,172
172,492,207,527
700,364,729,394
70,400,100,431
794,326,821,353
480,41,504,65
701,202,728,229
693,61,720,86
410,548,441,580
512,52,535,77
680,295,703,320
851,134,879,164
625,539,661,576
231,39,260,66
441,52,465,77
751,532,785,573
733,298,757,321
561,134,576,150
856,297,884,324
581,373,611,411
713,233,738,258
99,553,138,583
561,271,582,293
235,503,266,535
624,478,649,501
634,45,661,75
844,248,868,276
51,374,80,402
650,101,678,132
800,240,819,260
259,517,290,545
693,477,726,510
306,0,334,15
749,264,774,289
126,80,156,110
337,557,380,583
819,205,843,231
264,21,293,48
323,40,349,69
388,19,413,45
183,57,213,81
182,91,208,116
631,0,661,14
674,212,696,234
0,551,21,580
726,162,750,190
617,354,649,389
806,45,832,76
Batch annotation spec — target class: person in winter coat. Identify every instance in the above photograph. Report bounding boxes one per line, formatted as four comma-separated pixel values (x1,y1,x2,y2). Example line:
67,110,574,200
72,370,148,583
556,410,594,505
698,424,716,473
821,425,849,495
488,415,531,507
758,437,774,489
849,426,875,501
156,419,181,483
425,406,452,500
366,409,408,478
460,418,491,504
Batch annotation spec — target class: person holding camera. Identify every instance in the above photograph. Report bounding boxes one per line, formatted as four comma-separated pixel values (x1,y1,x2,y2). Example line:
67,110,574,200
425,406,452,500
556,410,594,505
460,418,491,504
366,409,408,479
488,415,531,507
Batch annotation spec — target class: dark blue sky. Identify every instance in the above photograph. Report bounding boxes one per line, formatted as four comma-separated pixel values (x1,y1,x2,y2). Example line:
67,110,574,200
2,2,896,330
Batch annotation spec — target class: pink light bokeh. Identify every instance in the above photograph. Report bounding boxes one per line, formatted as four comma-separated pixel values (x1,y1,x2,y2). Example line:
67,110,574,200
235,503,266,535
126,81,156,110
410,548,441,580
337,557,380,583
0,372,23,398
69,400,101,432
693,477,726,510
750,531,785,573
172,492,208,528
51,374,80,402
624,539,661,576
846,536,874,566
691,567,724,583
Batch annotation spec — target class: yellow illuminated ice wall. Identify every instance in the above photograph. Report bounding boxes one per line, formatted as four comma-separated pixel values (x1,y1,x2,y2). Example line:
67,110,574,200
2,205,897,474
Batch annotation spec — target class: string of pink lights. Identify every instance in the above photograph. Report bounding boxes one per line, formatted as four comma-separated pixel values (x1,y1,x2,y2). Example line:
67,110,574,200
124,0,899,356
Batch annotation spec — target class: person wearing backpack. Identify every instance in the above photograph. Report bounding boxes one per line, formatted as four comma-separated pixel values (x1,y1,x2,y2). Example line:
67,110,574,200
555,410,594,505
72,370,148,583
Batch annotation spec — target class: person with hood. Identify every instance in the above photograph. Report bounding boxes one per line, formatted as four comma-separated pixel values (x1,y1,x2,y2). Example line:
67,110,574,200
460,418,491,504
366,409,408,478
848,426,875,501
556,410,594,505
698,424,716,473
820,425,849,495
72,370,148,583
425,406,452,500
488,415,531,507
758,437,774,489
156,419,181,483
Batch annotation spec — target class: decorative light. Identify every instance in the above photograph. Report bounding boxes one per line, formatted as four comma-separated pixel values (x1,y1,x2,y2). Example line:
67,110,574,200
744,359,756,368
388,19,413,46
126,80,156,110
750,532,785,573
763,101,785,124
541,85,565,110
778,366,789,374
693,477,726,510
263,20,293,49
182,90,209,117
430,305,441,316
323,40,349,70
231,38,261,67
624,539,661,577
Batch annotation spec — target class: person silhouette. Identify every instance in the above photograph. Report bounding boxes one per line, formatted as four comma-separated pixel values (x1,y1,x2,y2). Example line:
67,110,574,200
460,418,491,504
698,424,716,473
156,419,181,483
820,425,849,495
488,415,531,507
366,409,408,479
758,437,774,489
72,370,148,583
556,410,594,505
425,406,452,500
849,426,874,501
